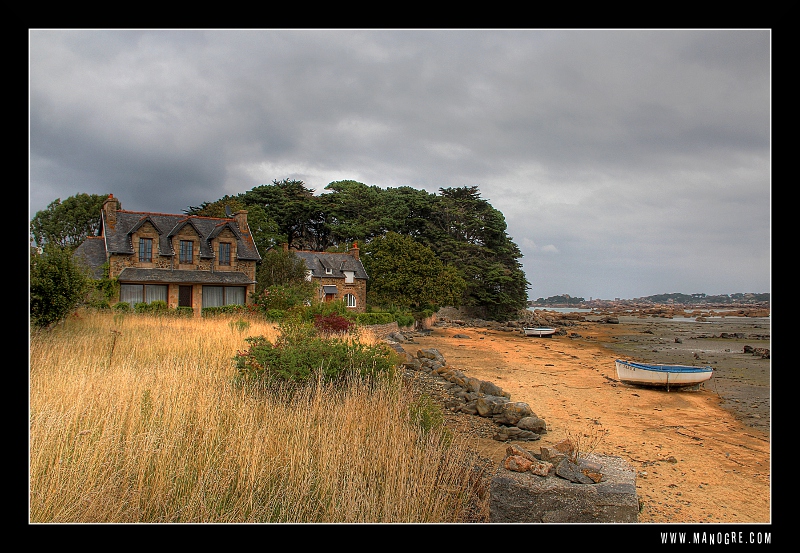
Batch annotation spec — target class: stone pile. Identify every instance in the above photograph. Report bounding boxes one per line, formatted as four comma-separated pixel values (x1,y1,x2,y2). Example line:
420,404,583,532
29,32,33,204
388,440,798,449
384,330,640,523
387,338,546,442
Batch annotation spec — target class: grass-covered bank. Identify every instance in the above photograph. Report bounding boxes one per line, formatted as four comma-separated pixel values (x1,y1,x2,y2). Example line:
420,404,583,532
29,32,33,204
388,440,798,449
29,310,487,523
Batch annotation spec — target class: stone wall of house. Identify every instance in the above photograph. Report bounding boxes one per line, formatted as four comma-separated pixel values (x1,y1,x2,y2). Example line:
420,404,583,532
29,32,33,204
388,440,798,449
314,275,367,313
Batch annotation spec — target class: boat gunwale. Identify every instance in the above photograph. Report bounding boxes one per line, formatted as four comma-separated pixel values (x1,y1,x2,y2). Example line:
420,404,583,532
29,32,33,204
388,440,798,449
615,359,713,374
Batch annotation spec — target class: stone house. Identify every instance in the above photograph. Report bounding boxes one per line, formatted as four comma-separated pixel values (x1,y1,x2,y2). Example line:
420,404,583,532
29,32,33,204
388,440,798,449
289,243,368,313
73,194,261,315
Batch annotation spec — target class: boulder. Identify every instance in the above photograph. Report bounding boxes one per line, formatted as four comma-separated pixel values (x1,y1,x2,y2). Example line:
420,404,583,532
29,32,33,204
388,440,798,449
517,415,548,434
489,454,639,523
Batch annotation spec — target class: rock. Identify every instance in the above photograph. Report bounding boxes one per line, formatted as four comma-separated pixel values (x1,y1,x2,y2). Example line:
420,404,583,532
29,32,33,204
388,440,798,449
540,450,566,466
504,455,535,472
506,444,537,461
489,454,639,523
743,345,770,359
505,445,553,476
516,415,548,434
476,395,510,417
416,348,445,363
463,376,483,393
555,458,597,484
387,331,407,343
492,401,534,426
493,426,541,442
479,380,510,398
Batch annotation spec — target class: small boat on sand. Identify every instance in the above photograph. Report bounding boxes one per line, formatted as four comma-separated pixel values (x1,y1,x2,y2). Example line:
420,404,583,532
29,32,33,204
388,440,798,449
523,327,557,337
614,359,713,391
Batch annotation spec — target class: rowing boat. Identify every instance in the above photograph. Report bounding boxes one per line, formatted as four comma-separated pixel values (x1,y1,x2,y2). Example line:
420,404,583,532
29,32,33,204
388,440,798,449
522,327,556,337
614,359,713,391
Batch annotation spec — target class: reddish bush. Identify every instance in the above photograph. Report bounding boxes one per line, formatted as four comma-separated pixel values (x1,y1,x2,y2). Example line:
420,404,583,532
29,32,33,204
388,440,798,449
313,313,354,334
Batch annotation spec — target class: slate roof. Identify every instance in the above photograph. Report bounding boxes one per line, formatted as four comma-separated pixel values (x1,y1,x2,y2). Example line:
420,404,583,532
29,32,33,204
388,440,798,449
73,236,108,279
117,268,254,285
104,210,261,262
292,251,369,280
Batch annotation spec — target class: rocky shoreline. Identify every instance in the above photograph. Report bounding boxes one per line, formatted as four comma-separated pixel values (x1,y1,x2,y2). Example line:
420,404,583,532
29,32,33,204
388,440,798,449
431,306,771,434
382,306,771,523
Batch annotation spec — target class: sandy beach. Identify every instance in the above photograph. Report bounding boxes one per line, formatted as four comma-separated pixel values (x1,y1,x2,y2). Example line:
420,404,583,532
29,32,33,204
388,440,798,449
407,313,771,524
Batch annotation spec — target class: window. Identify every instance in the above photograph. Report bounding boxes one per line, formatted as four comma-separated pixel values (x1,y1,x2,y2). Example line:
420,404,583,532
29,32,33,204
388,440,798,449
344,293,356,308
325,267,333,275
344,270,354,284
180,240,193,264
219,242,231,266
120,284,167,307
139,238,153,262
202,286,246,307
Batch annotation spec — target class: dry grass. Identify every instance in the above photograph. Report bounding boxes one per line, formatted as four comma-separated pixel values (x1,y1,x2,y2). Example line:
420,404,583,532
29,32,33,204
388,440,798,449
29,310,486,523
564,423,608,463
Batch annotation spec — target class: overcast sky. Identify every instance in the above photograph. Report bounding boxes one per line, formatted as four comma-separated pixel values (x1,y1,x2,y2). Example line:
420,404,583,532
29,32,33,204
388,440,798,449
28,29,771,301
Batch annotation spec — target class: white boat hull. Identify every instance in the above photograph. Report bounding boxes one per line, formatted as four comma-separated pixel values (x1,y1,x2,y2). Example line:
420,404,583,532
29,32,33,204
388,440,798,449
615,359,713,390
523,327,556,337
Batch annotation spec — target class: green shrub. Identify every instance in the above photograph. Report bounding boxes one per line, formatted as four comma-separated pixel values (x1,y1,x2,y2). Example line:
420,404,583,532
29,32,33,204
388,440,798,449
264,309,286,322
112,302,131,311
149,300,169,312
202,305,246,317
252,283,315,312
303,299,353,321
134,300,169,314
355,312,395,325
30,244,89,328
234,318,399,385
174,306,194,317
394,313,415,328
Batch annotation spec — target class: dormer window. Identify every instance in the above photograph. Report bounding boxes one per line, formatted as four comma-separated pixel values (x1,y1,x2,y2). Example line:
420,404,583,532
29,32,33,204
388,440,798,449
325,267,333,275
219,242,231,266
180,240,193,264
139,238,153,263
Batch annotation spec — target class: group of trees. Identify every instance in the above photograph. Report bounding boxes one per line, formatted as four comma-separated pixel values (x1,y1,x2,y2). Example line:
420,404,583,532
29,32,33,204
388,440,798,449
30,179,531,327
191,179,530,320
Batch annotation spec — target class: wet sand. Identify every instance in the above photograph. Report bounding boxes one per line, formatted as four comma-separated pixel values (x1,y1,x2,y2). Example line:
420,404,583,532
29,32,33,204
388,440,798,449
411,315,772,523
589,315,771,433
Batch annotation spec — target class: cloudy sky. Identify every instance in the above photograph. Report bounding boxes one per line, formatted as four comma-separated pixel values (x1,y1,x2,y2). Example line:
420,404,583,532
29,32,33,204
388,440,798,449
28,29,771,301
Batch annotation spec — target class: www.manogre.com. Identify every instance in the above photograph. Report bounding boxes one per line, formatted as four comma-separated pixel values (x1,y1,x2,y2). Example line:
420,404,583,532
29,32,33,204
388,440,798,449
661,531,772,545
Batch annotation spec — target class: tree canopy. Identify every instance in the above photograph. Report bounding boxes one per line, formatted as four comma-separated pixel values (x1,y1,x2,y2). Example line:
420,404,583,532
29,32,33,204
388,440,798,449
30,193,112,250
361,232,466,310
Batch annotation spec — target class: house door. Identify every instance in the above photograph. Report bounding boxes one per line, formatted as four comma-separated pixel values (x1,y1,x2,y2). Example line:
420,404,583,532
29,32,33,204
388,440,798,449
179,285,193,308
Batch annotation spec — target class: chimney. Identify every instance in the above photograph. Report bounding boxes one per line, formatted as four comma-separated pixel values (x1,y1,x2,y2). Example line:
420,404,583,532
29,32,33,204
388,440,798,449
103,194,119,229
233,210,249,234
348,241,359,261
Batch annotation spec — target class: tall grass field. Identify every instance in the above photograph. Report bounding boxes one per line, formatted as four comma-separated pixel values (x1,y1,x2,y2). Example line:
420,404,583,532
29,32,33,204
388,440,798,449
29,310,487,523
